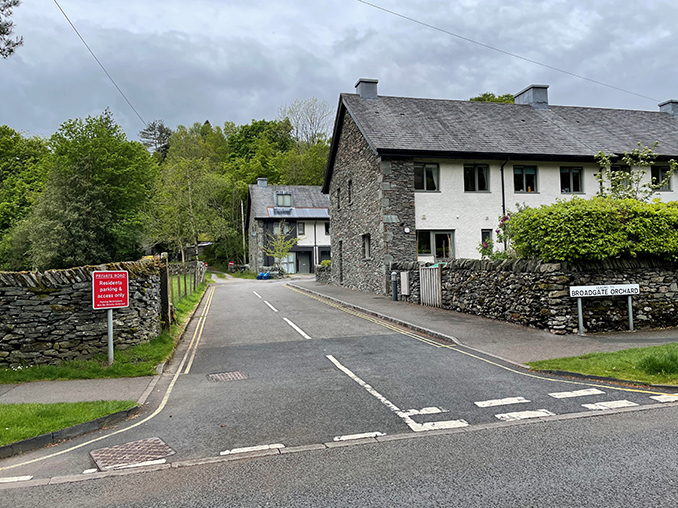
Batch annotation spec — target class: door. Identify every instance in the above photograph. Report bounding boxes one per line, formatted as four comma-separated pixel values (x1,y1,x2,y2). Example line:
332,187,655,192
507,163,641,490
297,252,311,274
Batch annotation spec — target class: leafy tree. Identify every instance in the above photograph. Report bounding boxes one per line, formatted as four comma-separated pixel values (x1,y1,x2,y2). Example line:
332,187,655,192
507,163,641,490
138,119,172,157
226,119,294,161
0,126,48,236
469,92,514,103
7,112,157,270
595,142,676,201
278,98,332,147
0,0,22,59
264,220,300,273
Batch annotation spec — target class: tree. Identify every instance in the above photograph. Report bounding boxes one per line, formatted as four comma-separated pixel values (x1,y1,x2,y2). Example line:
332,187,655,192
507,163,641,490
8,112,158,270
264,220,300,273
0,0,22,59
138,119,172,155
595,142,677,201
469,92,514,103
278,98,333,147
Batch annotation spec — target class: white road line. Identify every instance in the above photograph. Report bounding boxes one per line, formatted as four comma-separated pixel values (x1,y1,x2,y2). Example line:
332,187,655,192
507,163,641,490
326,355,468,432
184,286,215,375
582,400,638,411
264,301,278,313
650,395,678,403
549,388,605,399
0,475,33,483
475,397,531,408
106,458,167,470
495,409,556,422
253,291,262,298
398,407,448,417
333,432,385,441
220,443,285,456
283,318,312,340
82,468,98,474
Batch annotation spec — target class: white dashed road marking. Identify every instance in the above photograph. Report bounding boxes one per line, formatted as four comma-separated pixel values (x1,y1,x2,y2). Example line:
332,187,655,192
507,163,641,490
333,432,385,441
495,409,556,422
82,469,98,474
264,301,278,313
253,291,262,299
475,397,531,408
549,388,605,399
107,459,167,471
650,395,678,403
326,355,468,432
582,400,638,411
220,444,285,456
0,476,33,483
283,318,312,340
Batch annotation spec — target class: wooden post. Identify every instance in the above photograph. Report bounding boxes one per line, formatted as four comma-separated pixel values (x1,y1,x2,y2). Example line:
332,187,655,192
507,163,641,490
183,263,188,298
159,253,171,332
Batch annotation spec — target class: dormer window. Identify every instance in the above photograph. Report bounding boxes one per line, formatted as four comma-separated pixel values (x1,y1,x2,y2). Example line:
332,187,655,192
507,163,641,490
276,193,292,207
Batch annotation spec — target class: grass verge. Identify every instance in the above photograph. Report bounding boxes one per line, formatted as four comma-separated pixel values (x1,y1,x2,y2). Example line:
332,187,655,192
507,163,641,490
528,342,678,385
0,277,213,384
0,400,136,447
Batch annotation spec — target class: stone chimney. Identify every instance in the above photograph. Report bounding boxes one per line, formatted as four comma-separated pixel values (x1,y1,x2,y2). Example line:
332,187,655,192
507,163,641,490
257,178,267,188
515,84,549,109
659,99,678,117
355,78,379,100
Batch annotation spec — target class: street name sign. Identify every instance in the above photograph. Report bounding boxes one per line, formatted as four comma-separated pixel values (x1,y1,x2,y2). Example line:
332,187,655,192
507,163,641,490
92,271,129,309
569,284,639,298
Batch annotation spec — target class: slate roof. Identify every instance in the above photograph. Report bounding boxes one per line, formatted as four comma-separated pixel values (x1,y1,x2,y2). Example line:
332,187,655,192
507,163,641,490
248,184,329,221
340,93,678,158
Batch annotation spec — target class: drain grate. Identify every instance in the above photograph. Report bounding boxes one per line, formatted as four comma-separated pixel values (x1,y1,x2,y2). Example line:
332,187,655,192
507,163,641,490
89,437,175,471
207,371,248,382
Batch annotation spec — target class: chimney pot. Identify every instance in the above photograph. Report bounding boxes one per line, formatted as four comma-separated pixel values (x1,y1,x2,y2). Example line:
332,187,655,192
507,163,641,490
515,84,549,109
355,78,379,100
257,178,267,188
659,99,678,117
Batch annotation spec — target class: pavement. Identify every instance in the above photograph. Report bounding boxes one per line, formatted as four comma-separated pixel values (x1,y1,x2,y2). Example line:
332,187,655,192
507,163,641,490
2,274,677,407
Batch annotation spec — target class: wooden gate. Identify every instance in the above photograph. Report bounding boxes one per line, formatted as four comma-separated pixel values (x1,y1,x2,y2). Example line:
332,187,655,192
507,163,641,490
419,266,442,308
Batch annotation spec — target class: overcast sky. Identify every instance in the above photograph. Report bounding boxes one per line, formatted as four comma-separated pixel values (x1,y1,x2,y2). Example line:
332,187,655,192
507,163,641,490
2,0,677,141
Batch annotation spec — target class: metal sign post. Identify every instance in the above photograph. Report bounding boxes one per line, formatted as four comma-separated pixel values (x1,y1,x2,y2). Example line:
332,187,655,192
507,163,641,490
569,284,639,336
92,271,129,365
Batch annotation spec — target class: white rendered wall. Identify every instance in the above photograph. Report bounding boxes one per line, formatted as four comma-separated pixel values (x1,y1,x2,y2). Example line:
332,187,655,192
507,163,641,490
414,160,675,260
296,220,330,247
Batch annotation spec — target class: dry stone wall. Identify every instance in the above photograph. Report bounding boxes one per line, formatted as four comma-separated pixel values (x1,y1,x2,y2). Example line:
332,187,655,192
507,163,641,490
0,259,162,368
391,258,678,334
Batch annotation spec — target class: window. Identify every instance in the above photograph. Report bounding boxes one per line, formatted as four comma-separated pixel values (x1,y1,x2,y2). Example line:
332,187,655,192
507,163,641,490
481,229,492,246
464,164,489,192
273,222,291,235
348,180,353,204
276,193,292,207
414,163,439,191
324,222,330,236
560,167,583,193
417,230,454,260
652,166,672,191
362,234,371,259
513,166,537,193
297,223,305,236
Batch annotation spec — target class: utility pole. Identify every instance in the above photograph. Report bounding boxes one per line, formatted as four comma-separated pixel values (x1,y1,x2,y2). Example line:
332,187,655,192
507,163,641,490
241,200,247,265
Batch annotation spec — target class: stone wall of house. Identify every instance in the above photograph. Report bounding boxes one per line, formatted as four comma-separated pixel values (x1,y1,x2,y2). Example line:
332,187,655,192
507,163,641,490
391,259,678,334
328,113,384,293
248,218,266,274
0,259,163,368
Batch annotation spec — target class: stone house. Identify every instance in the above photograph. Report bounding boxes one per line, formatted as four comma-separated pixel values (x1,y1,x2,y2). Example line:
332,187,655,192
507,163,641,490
322,78,678,294
247,178,331,274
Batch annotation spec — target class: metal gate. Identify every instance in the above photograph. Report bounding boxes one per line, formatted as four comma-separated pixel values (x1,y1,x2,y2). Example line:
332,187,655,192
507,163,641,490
419,266,442,308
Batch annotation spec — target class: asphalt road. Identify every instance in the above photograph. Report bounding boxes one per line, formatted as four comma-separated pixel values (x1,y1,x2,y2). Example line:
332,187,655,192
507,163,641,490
2,276,678,505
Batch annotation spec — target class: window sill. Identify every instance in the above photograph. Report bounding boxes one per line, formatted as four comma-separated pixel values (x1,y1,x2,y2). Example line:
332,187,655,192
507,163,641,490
414,190,441,193
561,192,586,195
514,191,540,194
463,190,491,193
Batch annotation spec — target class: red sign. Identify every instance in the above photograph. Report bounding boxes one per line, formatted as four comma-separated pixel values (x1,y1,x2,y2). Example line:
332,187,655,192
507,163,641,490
92,271,129,309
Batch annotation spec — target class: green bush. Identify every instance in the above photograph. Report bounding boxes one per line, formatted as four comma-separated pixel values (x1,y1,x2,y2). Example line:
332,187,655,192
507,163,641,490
320,259,331,267
509,197,678,262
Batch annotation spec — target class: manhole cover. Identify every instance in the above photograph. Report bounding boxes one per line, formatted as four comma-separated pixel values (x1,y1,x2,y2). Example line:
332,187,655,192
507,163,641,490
89,437,175,471
207,371,248,382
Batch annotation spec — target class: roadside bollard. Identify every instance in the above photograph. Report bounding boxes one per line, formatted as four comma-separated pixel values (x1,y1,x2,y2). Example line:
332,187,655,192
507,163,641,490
391,271,398,302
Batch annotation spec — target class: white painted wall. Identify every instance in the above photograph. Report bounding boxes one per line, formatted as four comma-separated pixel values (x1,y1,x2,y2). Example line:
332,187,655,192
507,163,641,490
414,160,675,260
296,220,330,247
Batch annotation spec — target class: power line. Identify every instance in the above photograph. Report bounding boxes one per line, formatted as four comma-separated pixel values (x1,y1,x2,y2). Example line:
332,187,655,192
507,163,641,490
53,0,147,126
356,0,661,103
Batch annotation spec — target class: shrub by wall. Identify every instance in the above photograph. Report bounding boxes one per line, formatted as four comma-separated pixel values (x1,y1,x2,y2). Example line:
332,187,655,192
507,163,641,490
509,198,678,262
0,259,162,368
